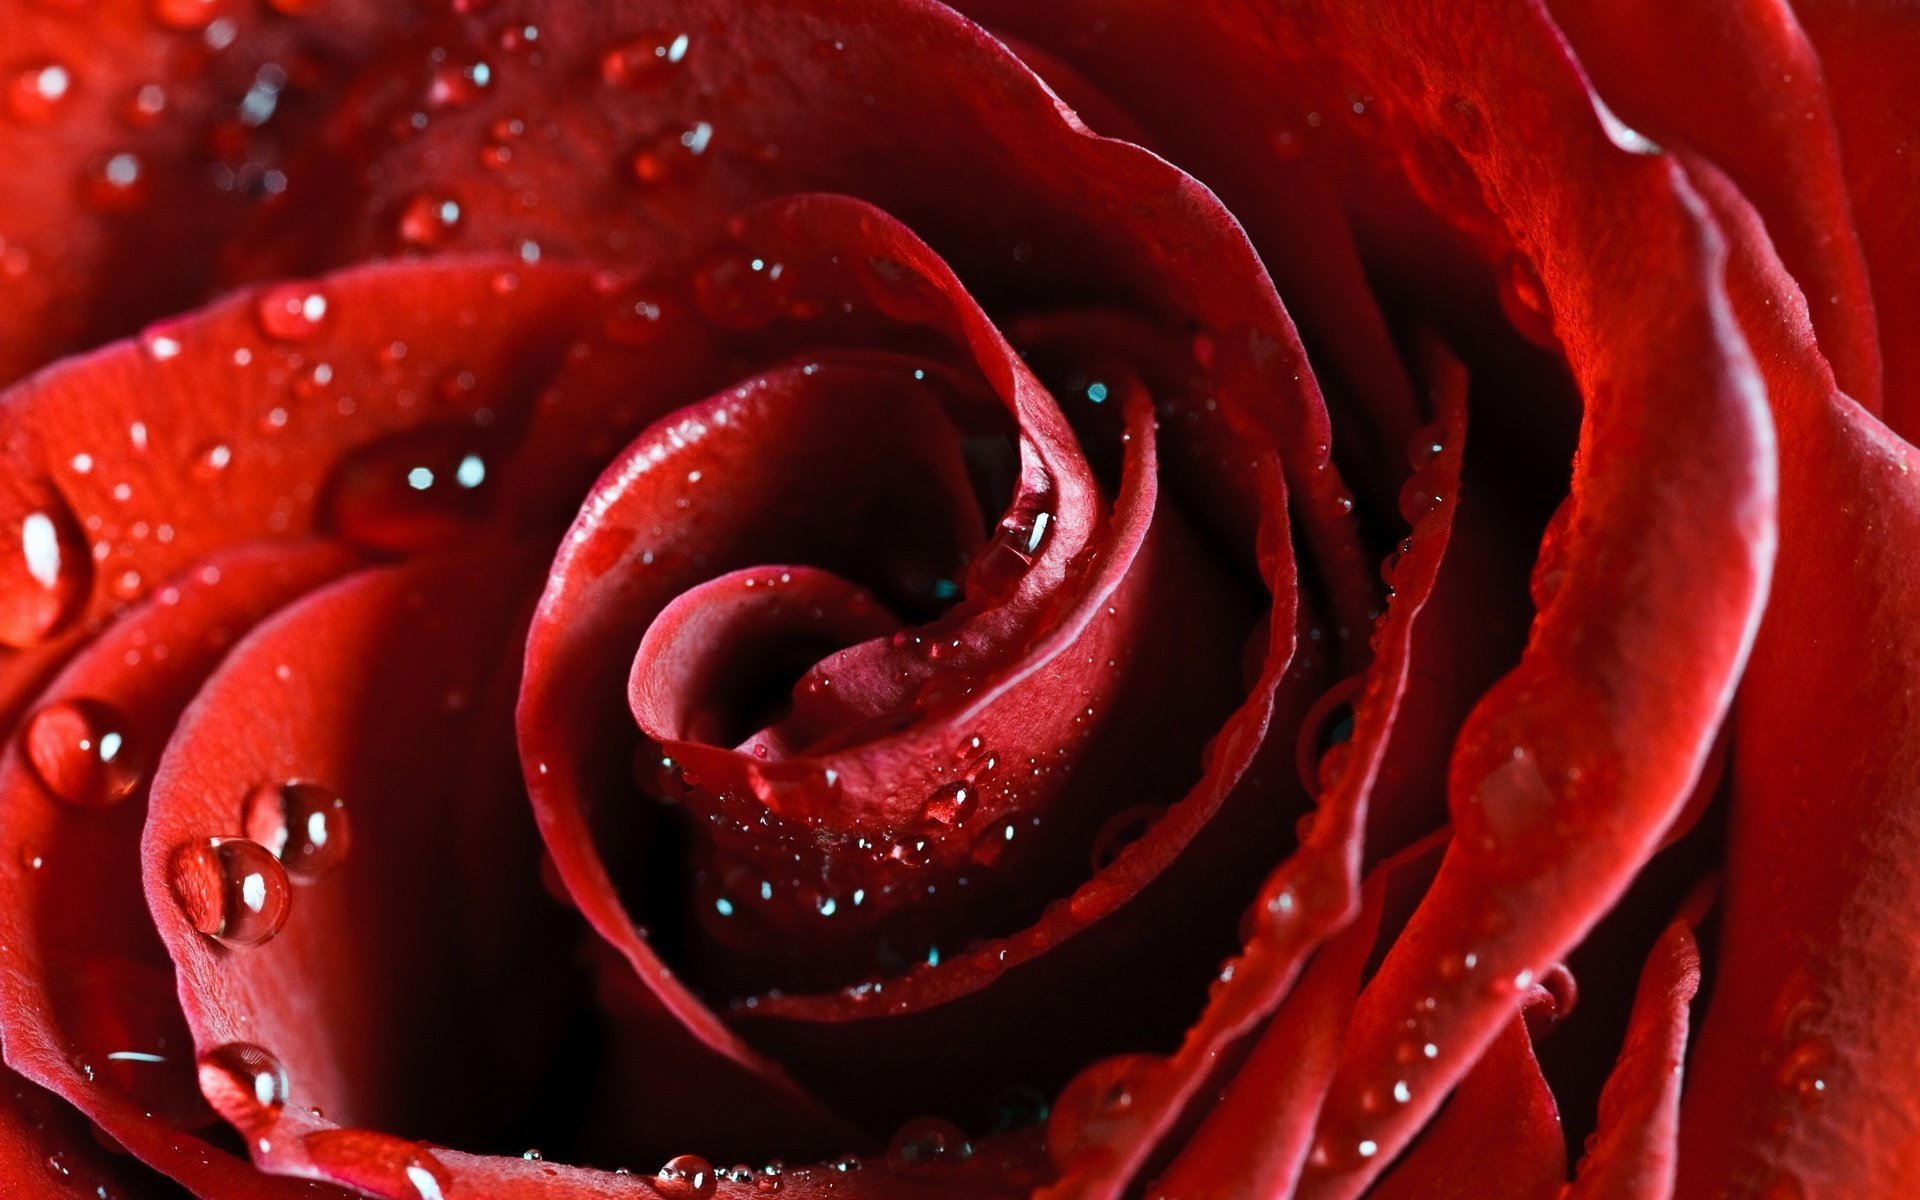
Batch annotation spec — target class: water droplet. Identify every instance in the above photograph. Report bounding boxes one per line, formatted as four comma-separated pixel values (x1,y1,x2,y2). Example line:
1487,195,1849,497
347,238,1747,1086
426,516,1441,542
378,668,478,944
169,837,291,947
655,1154,716,1199
601,30,691,89
967,498,1052,600
149,0,218,31
82,151,148,212
23,699,144,806
254,285,330,342
397,192,463,249
1397,471,1447,525
1496,253,1557,348
924,781,974,829
692,250,787,332
603,286,671,347
7,64,72,123
1090,804,1163,872
1,482,89,648
197,1042,287,1131
1776,1037,1834,1108
885,1117,971,1176
320,427,492,554
630,120,712,185
243,781,350,878
303,1131,451,1200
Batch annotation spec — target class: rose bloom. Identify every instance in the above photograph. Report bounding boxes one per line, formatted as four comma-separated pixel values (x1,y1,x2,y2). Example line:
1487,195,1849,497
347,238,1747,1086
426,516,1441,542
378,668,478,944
0,0,1913,1196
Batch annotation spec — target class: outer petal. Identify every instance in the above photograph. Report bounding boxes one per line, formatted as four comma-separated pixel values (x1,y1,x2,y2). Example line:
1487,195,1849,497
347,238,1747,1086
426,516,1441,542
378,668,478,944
1675,155,1920,1195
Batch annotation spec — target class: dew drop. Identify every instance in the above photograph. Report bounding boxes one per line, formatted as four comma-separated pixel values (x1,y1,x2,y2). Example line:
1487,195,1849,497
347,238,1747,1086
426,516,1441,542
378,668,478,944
23,699,144,806
601,30,691,89
7,64,72,123
1090,804,1163,872
924,781,974,829
602,286,671,347
630,120,712,185
885,1117,971,1176
169,837,291,947
243,781,350,877
1496,253,1557,348
1397,471,1447,525
655,1153,716,1199
196,1042,287,1131
967,498,1052,600
320,427,492,554
397,192,463,249
692,250,787,332
254,285,330,342
82,151,148,212
0,483,90,648
302,1131,451,1200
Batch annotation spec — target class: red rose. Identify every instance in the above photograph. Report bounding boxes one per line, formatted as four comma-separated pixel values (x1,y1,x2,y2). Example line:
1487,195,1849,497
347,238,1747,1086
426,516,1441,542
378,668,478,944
0,0,1912,1196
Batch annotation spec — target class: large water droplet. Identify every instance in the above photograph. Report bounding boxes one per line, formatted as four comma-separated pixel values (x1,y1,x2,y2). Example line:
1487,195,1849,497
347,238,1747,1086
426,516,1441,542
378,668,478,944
655,1154,717,1199
170,837,291,947
601,30,691,89
197,1042,287,1131
303,1131,452,1199
0,481,90,647
243,781,350,878
924,781,974,829
966,497,1052,600
885,1117,972,1177
149,0,219,31
320,427,492,554
254,285,330,343
23,699,144,806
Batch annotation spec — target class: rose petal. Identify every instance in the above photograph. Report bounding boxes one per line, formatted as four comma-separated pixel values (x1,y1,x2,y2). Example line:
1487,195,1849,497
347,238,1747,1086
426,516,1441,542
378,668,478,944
1566,916,1703,1199
0,540,359,1198
1673,152,1920,1195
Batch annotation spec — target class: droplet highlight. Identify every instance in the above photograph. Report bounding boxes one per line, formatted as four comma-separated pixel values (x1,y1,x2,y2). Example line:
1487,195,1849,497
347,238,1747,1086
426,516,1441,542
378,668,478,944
170,837,291,947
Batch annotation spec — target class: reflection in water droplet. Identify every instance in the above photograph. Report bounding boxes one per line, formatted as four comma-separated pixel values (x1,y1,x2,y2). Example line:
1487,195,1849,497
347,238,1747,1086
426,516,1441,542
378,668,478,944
885,1117,972,1176
23,699,144,806
1,482,90,648
169,837,291,947
321,427,492,554
656,1154,717,1199
243,781,350,877
197,1042,287,1131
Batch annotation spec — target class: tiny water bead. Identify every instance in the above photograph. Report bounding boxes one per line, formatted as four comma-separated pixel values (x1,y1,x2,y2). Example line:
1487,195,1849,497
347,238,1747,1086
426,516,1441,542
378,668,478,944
924,781,975,828
885,1117,972,1176
0,482,91,648
321,427,493,554
396,191,464,249
600,29,691,90
23,699,145,806
196,1042,287,1131
655,1154,717,1199
631,120,713,185
243,781,350,877
81,150,149,213
253,285,330,343
170,837,291,948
